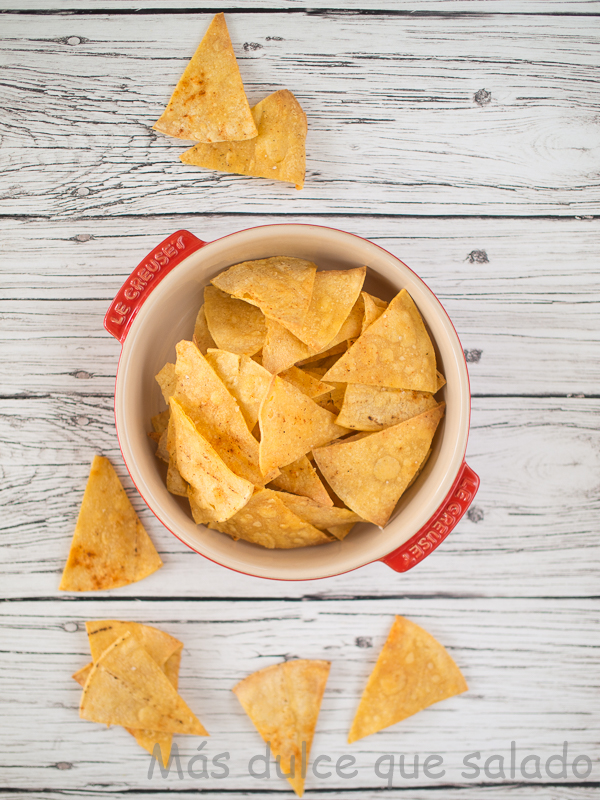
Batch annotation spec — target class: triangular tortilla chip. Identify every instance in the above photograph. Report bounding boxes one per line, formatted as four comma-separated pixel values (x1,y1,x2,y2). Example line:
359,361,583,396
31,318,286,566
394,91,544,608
436,370,446,391
279,365,332,400
273,491,364,530
174,340,270,485
361,291,387,332
193,304,216,354
295,341,348,368
180,89,307,189
59,456,162,592
211,256,316,331
151,409,170,435
155,362,177,403
283,267,366,351
335,383,438,431
153,13,257,143
313,404,445,527
258,376,349,475
85,621,182,667
268,455,333,507
323,289,437,393
233,660,330,797
205,349,273,430
262,318,314,374
204,285,266,356
80,633,208,736
211,488,331,549
327,523,355,540
169,397,253,523
348,616,467,743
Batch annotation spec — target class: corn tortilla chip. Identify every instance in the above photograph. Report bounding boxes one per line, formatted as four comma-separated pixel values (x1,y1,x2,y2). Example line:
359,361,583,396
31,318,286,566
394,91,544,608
193,304,216,354
335,383,438,431
211,256,316,332
348,616,467,743
361,291,387,333
59,456,162,592
273,491,364,530
295,341,348,368
258,376,349,475
233,660,330,797
180,89,306,189
284,267,366,351
211,488,331,549
170,397,253,522
155,362,177,404
80,633,208,736
327,523,355,540
151,409,170,435
323,289,437,392
262,318,314,374
153,13,257,143
174,340,270,485
204,285,266,356
205,349,273,430
279,365,332,400
313,404,445,527
436,370,446,391
167,457,189,496
85,621,182,667
268,455,333,507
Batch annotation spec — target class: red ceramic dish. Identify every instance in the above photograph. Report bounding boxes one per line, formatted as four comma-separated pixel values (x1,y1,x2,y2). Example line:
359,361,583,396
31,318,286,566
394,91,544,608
105,224,479,580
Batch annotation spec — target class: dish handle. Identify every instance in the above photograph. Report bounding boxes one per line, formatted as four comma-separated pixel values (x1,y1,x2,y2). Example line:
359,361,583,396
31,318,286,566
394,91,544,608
380,461,480,572
104,230,207,343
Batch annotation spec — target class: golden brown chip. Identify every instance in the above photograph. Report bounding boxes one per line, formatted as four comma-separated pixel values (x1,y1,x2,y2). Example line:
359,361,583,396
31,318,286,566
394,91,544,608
170,397,253,523
436,370,446,391
262,318,314,374
258,376,349,475
151,409,170,435
211,256,316,331
153,13,257,143
348,616,467,743
335,383,438,431
152,427,169,464
327,523,355,540
361,291,387,332
233,659,330,796
313,404,445,527
155,362,177,403
180,90,306,189
85,621,182,667
80,633,208,736
193,304,216,354
268,455,333,507
211,488,331,549
295,341,348,368
174,340,269,485
59,456,162,592
283,267,366,351
204,285,266,356
167,457,189,497
279,365,332,399
273,491,364,530
205,349,273,430
72,663,92,687
323,289,437,392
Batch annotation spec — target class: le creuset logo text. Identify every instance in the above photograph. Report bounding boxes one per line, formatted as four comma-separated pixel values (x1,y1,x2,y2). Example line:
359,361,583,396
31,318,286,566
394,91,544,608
109,234,188,327
148,741,594,784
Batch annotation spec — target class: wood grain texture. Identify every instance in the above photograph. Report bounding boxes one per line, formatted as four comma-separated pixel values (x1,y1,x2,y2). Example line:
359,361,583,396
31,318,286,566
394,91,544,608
0,598,598,790
4,1,600,10
9,792,600,800
1,13,599,216
1,396,599,599
1,215,598,396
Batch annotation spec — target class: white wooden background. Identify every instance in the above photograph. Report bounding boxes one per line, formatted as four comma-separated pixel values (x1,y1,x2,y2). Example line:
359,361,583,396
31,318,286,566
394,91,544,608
1,2,599,798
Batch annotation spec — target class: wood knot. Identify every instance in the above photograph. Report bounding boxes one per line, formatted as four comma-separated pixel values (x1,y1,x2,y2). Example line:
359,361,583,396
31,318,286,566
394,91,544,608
356,636,373,648
466,249,489,264
467,506,484,523
464,349,482,363
474,88,491,106
54,762,73,770
71,370,92,379
243,42,263,51
71,233,93,243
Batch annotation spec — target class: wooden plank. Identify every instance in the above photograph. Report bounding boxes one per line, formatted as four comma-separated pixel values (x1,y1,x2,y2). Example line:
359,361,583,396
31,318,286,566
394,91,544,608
1,13,599,216
9,791,600,800
1,396,598,599
1,216,599,396
0,598,597,790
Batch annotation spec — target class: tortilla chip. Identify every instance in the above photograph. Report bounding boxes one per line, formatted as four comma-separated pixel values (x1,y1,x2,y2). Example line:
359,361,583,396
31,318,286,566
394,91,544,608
327,523,355,540
313,404,445,527
211,488,331,549
233,660,330,796
323,289,437,393
211,256,316,331
335,383,438,431
322,294,365,350
180,89,306,189
170,397,253,523
279,365,332,399
268,455,333,507
193,304,216,354
153,13,257,143
59,456,162,592
273,491,363,530
80,633,208,736
262,318,314,374
361,291,387,332
72,663,93,687
283,267,366,351
167,457,189,496
205,349,273,430
85,621,182,667
436,370,446,391
174,340,269,485
348,616,467,743
204,285,266,356
295,341,348,368
258,376,349,475
155,362,177,404
151,409,170,435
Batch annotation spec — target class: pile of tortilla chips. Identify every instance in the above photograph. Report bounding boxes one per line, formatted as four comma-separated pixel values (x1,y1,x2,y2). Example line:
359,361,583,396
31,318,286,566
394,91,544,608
150,256,446,548
73,620,208,766
154,13,307,189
